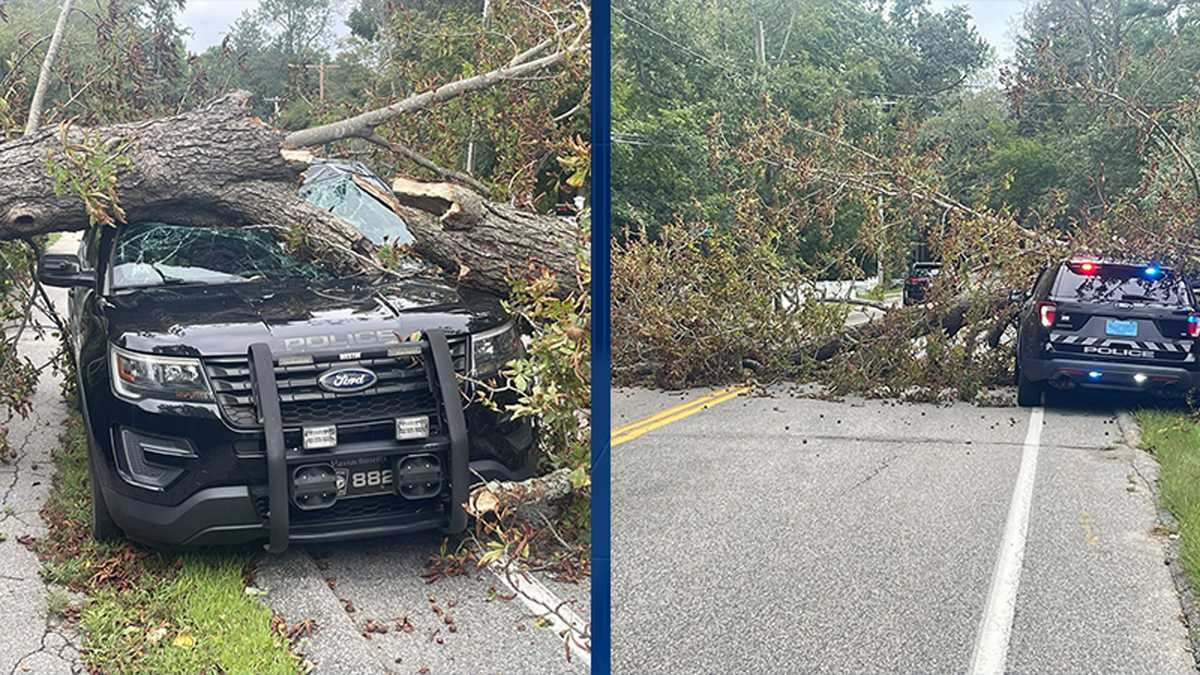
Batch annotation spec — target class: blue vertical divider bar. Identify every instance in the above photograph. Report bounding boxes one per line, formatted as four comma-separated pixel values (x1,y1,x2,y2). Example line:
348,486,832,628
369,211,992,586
590,0,612,671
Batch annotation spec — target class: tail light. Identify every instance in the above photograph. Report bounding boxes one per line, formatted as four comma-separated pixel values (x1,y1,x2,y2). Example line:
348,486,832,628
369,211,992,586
1037,301,1057,328
1189,314,1200,338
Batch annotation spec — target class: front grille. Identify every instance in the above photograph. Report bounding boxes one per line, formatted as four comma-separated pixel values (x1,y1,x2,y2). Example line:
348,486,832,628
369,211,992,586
205,338,468,429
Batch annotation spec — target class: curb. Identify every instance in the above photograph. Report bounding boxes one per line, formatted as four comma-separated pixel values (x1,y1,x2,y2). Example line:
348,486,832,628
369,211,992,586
1116,411,1200,672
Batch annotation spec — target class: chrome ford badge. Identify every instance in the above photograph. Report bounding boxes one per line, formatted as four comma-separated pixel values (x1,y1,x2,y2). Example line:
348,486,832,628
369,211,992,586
318,367,377,393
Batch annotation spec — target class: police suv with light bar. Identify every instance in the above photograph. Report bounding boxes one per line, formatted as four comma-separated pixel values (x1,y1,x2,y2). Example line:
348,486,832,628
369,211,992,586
36,211,535,550
1011,258,1200,406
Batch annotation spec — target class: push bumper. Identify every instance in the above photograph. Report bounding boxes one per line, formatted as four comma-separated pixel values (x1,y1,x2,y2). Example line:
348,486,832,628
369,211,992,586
99,482,447,547
93,329,536,550
1023,357,1199,393
99,448,534,549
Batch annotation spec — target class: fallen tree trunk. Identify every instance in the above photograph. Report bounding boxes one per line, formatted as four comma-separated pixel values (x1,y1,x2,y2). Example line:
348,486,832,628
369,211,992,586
804,291,1012,362
0,92,581,293
466,466,575,518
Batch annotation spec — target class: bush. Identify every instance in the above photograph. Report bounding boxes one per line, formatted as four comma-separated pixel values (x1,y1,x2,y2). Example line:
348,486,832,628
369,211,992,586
612,220,845,388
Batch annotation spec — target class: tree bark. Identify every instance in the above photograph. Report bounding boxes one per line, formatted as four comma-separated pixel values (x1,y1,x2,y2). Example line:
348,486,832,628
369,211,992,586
24,0,73,135
280,48,583,150
803,292,1011,363
0,91,582,295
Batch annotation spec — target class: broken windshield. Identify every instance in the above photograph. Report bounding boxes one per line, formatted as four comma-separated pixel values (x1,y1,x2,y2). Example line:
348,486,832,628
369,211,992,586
111,222,337,289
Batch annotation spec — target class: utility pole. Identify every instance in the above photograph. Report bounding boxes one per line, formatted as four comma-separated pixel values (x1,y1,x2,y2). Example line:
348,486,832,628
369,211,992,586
290,62,339,102
756,20,766,68
877,194,886,289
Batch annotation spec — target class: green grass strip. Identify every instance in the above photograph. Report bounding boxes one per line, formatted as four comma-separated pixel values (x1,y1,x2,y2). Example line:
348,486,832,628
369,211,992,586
40,413,298,674
1135,409,1200,585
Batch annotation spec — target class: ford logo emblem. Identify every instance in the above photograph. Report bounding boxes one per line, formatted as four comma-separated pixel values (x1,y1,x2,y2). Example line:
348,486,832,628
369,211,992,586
317,367,377,393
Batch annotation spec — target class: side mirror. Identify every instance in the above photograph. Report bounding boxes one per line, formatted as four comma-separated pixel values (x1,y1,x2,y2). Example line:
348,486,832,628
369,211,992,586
37,253,93,288
1008,289,1027,303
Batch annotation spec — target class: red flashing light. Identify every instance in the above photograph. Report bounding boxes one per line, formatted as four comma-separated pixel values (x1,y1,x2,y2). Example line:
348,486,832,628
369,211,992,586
1188,314,1200,338
1078,261,1098,275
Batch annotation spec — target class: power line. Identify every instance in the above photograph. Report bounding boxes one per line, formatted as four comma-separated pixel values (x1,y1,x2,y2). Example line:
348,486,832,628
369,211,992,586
614,4,1200,111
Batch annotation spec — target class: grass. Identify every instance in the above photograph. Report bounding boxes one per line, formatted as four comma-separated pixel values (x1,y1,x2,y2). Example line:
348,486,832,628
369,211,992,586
860,280,902,302
38,412,299,674
1134,409,1200,583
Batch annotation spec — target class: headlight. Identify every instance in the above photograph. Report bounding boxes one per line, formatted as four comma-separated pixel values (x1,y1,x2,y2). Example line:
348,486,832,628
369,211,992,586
471,321,523,378
110,346,213,402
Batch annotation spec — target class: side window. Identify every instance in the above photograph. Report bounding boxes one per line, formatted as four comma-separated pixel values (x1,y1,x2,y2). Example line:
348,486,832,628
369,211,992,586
1027,269,1045,295
78,228,100,271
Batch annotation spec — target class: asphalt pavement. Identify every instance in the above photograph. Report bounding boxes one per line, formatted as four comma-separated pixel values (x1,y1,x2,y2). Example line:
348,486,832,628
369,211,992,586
611,386,1193,673
257,535,591,674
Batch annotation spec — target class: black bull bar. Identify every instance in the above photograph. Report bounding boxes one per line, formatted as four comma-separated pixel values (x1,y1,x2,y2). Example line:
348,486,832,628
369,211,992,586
247,329,469,554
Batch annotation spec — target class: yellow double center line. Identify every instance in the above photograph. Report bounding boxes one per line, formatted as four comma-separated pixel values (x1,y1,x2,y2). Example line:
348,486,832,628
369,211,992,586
610,385,750,447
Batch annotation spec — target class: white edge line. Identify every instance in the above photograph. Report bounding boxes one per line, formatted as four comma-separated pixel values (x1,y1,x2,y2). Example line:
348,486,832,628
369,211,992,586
490,558,592,670
969,405,1044,675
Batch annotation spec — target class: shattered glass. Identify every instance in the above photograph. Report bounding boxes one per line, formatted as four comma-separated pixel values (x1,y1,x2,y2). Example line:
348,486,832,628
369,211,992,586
111,223,336,289
300,172,415,247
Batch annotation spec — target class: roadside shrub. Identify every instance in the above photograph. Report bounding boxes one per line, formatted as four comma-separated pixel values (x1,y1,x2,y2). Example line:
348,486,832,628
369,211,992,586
612,219,845,388
473,216,591,478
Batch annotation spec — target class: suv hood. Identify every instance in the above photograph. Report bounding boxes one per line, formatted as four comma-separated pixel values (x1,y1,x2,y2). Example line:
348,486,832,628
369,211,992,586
104,277,506,358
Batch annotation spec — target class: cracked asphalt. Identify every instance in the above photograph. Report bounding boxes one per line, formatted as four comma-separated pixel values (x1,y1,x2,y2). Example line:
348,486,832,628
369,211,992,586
611,386,1194,673
1,235,83,675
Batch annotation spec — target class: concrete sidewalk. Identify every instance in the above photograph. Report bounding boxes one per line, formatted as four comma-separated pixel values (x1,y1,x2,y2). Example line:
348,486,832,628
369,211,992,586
0,233,82,674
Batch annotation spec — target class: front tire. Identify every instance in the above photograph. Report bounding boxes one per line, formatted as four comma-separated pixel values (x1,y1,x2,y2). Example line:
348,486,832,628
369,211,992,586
87,446,121,543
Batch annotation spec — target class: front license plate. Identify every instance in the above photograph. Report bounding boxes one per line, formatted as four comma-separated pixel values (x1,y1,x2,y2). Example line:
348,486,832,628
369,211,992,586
1106,319,1138,337
331,456,394,498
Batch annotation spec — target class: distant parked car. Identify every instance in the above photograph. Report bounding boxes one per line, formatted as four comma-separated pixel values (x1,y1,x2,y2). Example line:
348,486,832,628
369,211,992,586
902,262,942,306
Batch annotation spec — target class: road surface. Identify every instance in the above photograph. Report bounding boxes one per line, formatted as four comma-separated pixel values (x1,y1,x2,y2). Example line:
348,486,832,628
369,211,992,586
611,386,1193,673
258,535,590,673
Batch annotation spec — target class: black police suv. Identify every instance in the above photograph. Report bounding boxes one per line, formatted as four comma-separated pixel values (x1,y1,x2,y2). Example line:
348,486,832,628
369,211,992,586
36,162,536,550
902,261,941,306
1012,258,1200,407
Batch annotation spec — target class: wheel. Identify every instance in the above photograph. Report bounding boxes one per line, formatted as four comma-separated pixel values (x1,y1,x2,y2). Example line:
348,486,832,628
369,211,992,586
87,444,122,542
1016,363,1044,407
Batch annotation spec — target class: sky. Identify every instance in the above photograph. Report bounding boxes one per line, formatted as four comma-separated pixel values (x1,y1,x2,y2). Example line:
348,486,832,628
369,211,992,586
176,1,1029,62
177,0,351,54
929,0,1029,66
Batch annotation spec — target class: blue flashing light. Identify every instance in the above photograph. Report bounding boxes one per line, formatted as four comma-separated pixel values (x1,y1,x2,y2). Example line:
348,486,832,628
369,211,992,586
1088,371,1102,380
1144,265,1162,278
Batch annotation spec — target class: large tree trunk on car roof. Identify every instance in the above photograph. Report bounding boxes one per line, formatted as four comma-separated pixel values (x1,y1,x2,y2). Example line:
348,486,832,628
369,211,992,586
0,91,582,296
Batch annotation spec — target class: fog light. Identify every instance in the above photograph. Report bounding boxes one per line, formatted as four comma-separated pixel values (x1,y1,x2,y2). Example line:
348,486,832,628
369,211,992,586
395,415,430,440
1088,371,1102,381
303,425,337,450
1134,373,1148,385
